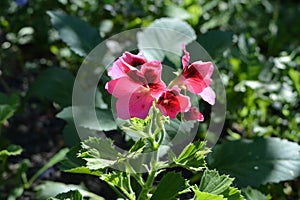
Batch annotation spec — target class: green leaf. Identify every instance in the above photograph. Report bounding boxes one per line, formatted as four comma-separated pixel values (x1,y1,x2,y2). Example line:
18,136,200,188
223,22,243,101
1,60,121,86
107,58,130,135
60,146,101,176
80,137,121,170
47,10,101,57
57,106,117,131
54,190,83,200
193,170,244,200
288,68,300,97
241,187,268,200
197,30,233,59
7,186,24,200
207,137,300,187
223,187,244,200
199,170,234,195
28,67,74,107
151,172,186,200
174,141,210,171
27,148,69,188
35,181,104,200
0,144,22,160
137,18,196,65
101,171,133,196
194,191,226,200
62,123,81,147
163,4,192,20
0,93,19,125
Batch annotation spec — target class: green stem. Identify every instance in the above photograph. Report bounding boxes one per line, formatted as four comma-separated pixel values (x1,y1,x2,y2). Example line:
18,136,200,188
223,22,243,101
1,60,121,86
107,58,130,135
126,162,145,186
137,168,157,200
156,115,166,148
127,173,135,197
137,150,158,200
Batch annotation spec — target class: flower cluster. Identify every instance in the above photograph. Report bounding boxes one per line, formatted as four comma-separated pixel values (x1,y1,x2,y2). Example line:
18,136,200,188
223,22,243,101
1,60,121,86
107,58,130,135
105,45,215,121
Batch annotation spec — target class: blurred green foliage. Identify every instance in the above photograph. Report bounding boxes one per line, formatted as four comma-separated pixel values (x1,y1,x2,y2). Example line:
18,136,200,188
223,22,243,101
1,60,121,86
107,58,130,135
0,0,300,199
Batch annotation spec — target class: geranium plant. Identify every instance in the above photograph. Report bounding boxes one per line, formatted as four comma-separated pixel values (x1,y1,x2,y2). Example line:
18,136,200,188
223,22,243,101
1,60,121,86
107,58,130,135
59,44,244,200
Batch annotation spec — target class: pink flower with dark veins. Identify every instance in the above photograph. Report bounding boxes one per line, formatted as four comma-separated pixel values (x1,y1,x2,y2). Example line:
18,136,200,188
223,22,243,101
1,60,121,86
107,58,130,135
108,51,147,79
178,44,216,105
156,86,190,118
106,59,166,120
183,107,204,121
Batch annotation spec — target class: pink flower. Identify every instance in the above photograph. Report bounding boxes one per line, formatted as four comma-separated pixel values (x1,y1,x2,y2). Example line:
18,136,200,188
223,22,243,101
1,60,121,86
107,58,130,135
183,107,204,121
156,86,190,118
108,51,147,79
106,60,166,120
178,44,216,105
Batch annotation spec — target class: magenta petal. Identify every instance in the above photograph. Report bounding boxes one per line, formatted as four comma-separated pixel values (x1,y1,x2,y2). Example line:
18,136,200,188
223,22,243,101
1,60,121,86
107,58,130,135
149,82,166,98
129,89,154,119
183,107,204,121
181,61,214,94
190,61,214,79
141,60,163,84
199,86,216,105
156,87,191,118
122,52,147,67
116,95,131,120
106,76,141,98
108,51,147,79
181,44,190,70
141,60,166,98
171,86,191,113
186,77,209,95
116,88,153,120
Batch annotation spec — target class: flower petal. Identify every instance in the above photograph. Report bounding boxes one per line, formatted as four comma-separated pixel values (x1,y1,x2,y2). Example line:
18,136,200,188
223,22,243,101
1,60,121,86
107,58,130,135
141,60,166,98
115,87,153,120
116,95,131,120
156,87,191,118
183,107,204,121
141,60,163,83
105,76,141,98
149,82,166,98
181,61,214,94
198,86,216,105
129,89,154,119
108,51,147,79
181,44,190,70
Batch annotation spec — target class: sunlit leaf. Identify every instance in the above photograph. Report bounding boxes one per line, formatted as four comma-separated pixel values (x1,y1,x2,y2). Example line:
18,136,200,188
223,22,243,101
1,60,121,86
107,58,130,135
80,137,121,170
53,190,83,200
194,191,226,200
163,4,192,20
288,68,300,97
199,170,234,195
174,141,209,171
137,18,196,66
0,144,22,160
